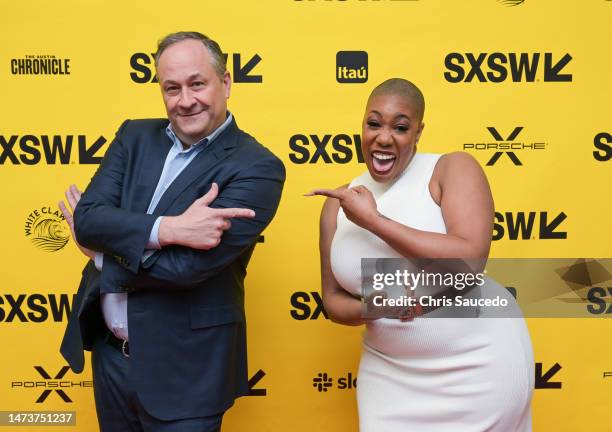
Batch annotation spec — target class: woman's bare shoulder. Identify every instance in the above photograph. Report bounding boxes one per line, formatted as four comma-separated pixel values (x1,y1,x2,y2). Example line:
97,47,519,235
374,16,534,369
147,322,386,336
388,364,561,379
432,151,485,183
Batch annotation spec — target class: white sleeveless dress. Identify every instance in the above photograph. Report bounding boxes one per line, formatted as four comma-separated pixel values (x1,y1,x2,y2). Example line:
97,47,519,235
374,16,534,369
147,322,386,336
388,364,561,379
331,153,534,432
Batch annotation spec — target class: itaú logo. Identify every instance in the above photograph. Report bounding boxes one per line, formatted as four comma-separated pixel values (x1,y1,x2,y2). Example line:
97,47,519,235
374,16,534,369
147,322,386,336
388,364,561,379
336,51,368,83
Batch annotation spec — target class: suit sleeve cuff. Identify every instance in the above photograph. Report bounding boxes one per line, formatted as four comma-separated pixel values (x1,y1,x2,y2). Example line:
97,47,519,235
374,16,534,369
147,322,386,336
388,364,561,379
145,217,163,250
94,253,104,271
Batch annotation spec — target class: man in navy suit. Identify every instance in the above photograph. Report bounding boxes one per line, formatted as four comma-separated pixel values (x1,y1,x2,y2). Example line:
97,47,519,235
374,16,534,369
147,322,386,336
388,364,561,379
59,32,285,432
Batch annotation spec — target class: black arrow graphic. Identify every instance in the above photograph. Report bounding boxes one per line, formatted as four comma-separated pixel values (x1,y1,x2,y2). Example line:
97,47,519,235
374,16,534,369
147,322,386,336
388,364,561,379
247,369,267,396
233,54,262,83
544,53,572,82
79,136,107,164
539,212,567,239
535,362,562,389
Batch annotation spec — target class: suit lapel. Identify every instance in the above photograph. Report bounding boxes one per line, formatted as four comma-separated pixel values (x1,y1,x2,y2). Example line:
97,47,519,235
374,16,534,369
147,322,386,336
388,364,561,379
152,118,240,217
131,124,173,214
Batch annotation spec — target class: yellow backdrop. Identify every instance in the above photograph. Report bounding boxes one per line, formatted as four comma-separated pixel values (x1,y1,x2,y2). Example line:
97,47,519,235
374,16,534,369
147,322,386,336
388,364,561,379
1,0,611,431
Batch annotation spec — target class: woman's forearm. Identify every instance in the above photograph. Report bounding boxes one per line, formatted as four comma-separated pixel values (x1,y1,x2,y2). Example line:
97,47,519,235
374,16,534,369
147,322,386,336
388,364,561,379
367,214,488,260
324,290,367,326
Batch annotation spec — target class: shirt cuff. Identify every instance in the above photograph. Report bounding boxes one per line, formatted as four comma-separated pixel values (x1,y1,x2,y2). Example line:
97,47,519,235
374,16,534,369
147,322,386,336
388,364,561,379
146,217,163,250
94,253,104,271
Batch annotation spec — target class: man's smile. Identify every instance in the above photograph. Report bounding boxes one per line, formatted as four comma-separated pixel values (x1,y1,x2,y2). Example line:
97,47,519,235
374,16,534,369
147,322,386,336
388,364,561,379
178,110,206,117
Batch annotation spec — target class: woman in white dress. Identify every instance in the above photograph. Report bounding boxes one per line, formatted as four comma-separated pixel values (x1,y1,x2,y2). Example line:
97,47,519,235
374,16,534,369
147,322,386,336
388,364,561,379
312,78,534,431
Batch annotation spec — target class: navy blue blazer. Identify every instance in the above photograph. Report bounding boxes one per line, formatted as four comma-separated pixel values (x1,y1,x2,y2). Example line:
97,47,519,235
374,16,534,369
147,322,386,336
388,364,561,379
60,117,285,420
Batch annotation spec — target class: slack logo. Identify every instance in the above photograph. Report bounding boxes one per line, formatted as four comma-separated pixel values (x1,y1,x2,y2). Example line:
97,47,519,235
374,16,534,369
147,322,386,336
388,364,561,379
313,373,333,392
312,372,357,392
336,51,368,83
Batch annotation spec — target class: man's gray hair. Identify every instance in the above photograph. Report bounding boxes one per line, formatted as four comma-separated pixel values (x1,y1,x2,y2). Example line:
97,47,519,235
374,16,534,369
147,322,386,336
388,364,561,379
154,31,226,78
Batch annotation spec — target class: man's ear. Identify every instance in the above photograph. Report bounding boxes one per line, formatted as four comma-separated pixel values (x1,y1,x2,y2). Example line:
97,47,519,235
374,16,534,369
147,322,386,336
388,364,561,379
223,71,232,99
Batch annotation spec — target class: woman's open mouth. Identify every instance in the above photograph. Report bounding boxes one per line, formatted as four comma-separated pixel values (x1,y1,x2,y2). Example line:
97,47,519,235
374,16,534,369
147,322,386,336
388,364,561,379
371,151,396,175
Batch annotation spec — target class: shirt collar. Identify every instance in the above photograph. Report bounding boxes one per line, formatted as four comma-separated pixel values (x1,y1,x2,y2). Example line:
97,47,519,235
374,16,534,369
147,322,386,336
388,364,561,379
165,111,233,152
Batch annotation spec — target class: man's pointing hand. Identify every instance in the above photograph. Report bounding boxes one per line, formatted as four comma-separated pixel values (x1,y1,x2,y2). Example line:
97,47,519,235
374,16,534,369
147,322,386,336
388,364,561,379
159,183,256,250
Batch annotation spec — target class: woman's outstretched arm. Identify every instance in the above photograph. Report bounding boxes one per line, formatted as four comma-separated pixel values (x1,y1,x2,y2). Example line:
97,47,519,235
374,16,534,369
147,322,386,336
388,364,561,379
319,188,368,326
313,153,493,262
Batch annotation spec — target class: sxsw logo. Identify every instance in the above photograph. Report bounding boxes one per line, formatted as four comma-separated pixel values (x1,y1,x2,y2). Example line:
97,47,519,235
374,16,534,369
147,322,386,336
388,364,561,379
0,135,106,165
492,211,567,240
0,294,74,323
463,127,546,166
312,372,357,392
130,52,262,84
593,132,612,161
290,291,329,320
444,53,572,83
336,51,368,83
586,287,612,315
289,133,364,164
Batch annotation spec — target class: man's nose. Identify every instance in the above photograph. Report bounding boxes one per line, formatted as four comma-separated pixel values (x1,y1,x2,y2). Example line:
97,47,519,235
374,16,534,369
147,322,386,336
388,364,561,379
177,88,196,110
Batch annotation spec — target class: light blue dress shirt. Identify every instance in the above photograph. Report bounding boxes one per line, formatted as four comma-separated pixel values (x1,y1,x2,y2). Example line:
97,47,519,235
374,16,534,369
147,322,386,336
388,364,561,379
97,113,234,341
